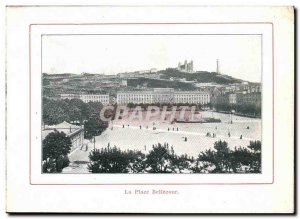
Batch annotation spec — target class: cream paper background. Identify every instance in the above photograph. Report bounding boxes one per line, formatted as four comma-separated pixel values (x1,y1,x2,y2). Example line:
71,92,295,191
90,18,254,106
5,6,294,213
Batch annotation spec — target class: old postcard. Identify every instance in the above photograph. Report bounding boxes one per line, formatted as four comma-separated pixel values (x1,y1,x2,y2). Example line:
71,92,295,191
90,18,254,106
5,5,294,213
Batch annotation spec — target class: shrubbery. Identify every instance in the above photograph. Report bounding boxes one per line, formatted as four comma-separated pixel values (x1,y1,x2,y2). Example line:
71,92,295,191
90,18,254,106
88,141,261,173
43,97,104,125
42,130,72,173
84,116,108,139
88,147,145,173
214,103,261,117
43,97,108,139
195,140,261,173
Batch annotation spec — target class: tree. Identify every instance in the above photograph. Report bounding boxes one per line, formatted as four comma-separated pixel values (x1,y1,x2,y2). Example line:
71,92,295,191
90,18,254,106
145,143,179,173
43,100,69,125
125,150,146,173
174,154,194,173
87,101,104,117
247,140,261,173
42,97,105,125
87,144,192,173
248,140,261,152
88,147,146,173
213,140,231,172
197,140,261,173
42,130,72,173
229,147,252,173
88,146,133,173
86,141,261,174
127,102,135,108
198,140,234,173
84,118,99,139
195,149,217,173
84,116,108,139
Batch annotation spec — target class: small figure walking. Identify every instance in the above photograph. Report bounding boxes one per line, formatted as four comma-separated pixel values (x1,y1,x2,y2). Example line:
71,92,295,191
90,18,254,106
177,127,179,131
122,124,124,128
240,135,243,139
228,132,231,137
184,137,187,142
140,125,142,129
168,128,170,131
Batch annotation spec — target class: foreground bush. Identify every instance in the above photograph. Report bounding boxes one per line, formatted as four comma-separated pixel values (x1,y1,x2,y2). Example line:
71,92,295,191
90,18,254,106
88,141,261,174
144,143,194,173
194,140,261,173
42,130,72,173
88,146,145,173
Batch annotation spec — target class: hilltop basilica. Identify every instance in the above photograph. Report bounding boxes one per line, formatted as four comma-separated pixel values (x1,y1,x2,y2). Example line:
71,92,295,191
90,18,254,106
177,60,194,73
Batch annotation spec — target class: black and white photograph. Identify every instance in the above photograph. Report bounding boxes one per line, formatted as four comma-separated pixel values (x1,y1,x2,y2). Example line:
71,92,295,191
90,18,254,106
42,34,262,174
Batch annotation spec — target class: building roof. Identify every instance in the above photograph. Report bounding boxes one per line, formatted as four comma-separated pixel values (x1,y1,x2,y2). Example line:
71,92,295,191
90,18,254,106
42,121,83,140
50,121,79,130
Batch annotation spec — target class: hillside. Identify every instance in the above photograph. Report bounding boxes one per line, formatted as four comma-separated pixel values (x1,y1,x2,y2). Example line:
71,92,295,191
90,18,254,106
126,69,245,91
159,68,244,84
127,78,197,91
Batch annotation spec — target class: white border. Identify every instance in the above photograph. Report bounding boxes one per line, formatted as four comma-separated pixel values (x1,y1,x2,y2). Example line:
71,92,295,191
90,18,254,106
30,23,273,184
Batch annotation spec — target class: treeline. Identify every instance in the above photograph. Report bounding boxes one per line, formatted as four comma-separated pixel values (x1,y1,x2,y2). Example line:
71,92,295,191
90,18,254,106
43,97,108,139
214,103,261,117
127,78,197,91
43,97,104,125
88,140,261,174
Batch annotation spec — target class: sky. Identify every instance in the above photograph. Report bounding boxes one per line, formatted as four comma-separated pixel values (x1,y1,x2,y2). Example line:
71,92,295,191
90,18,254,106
42,35,262,82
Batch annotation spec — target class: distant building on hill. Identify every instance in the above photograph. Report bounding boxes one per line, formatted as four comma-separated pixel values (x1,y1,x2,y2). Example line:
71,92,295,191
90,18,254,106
120,80,128,87
178,60,194,73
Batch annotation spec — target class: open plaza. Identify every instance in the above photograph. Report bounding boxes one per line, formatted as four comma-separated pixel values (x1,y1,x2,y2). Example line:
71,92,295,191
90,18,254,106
63,111,261,173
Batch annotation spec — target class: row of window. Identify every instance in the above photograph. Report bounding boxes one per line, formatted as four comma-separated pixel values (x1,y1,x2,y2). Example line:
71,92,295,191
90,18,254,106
82,100,109,103
117,94,209,98
61,94,108,98
81,95,108,99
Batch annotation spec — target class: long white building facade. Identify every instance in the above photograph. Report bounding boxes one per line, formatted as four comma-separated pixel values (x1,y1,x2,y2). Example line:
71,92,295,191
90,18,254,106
174,91,210,104
117,88,210,104
61,93,109,104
